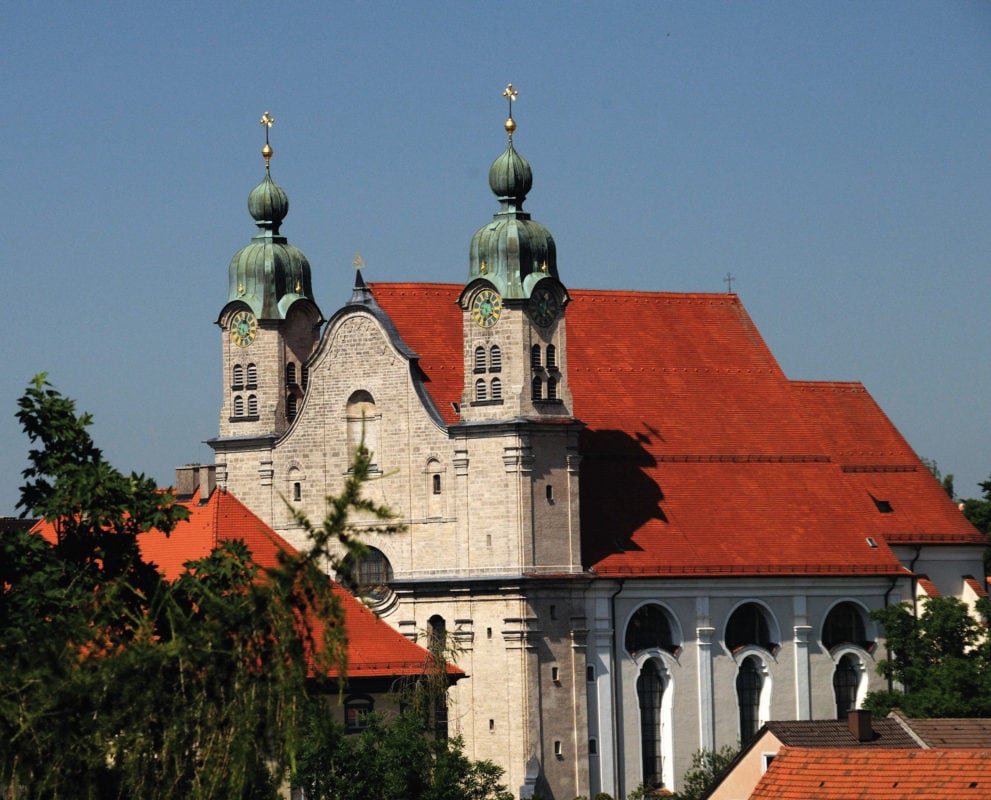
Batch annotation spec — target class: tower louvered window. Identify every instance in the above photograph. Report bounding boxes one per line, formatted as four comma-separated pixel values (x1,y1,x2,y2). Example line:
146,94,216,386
232,364,244,389
301,365,309,389
475,378,487,402
287,394,298,420
247,394,258,416
547,377,558,400
546,344,557,369
531,344,542,369
489,345,501,372
491,377,502,401
532,375,543,401
286,363,296,386
233,395,245,417
246,363,257,389
474,346,486,373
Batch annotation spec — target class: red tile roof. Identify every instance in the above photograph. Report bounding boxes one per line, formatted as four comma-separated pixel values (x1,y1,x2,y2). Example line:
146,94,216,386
964,575,989,599
370,283,983,577
33,489,451,680
750,747,991,799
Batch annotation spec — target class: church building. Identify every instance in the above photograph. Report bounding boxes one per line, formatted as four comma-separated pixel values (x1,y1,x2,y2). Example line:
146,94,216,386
207,97,986,798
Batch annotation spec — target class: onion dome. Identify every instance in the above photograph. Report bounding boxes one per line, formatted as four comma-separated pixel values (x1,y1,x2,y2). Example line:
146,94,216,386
468,111,558,299
224,117,316,321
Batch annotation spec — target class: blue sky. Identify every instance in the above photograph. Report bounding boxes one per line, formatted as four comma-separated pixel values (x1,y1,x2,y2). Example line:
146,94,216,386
4,2,990,515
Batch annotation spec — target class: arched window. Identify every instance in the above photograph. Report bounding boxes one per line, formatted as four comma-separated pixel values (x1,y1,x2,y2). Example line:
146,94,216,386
823,602,869,650
532,375,543,401
625,604,679,656
346,391,378,466
531,344,542,369
546,344,557,369
547,377,558,400
286,362,297,386
490,377,502,401
637,661,665,789
246,363,257,388
287,394,298,421
432,474,441,494
301,365,309,389
345,695,374,731
232,364,244,389
427,459,444,518
489,345,502,372
475,378,487,402
247,394,258,416
474,346,486,373
338,547,393,601
737,656,763,744
726,603,775,652
834,654,859,720
233,395,244,417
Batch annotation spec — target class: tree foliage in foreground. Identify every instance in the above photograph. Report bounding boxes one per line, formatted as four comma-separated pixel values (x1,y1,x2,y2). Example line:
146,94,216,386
670,745,739,800
0,376,386,798
864,595,991,718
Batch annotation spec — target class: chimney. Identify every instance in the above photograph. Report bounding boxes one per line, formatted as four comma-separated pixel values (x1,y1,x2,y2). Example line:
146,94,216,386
175,465,200,501
847,709,873,742
198,464,217,502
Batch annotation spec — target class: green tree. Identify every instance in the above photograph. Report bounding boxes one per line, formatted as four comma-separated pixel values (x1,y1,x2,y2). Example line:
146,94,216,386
292,709,513,800
864,595,991,718
670,745,739,800
0,376,386,798
921,457,955,499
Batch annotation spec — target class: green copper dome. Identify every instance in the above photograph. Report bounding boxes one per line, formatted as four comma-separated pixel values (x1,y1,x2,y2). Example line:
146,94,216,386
227,169,314,320
468,140,558,299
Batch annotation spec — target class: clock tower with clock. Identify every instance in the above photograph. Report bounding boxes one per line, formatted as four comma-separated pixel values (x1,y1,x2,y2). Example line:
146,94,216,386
215,113,323,446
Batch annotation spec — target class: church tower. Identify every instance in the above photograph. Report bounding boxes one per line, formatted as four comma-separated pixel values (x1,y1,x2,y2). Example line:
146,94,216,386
458,85,573,422
216,113,323,442
455,86,582,576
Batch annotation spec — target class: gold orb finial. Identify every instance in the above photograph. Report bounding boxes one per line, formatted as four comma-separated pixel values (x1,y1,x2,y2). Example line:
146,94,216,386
502,83,519,139
259,111,275,167
352,252,365,271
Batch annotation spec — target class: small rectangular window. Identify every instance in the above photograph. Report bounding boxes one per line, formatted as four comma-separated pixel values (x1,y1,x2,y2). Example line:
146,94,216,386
554,740,562,757
589,738,598,755
293,482,301,502
551,666,560,683
587,665,595,682
546,484,554,501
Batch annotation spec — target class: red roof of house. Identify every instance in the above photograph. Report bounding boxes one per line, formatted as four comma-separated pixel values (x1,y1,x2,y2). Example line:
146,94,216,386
370,283,983,577
33,489,451,680
750,747,991,799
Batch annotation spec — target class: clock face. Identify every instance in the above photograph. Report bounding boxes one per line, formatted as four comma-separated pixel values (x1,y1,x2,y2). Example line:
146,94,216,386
471,289,503,329
529,286,560,327
230,310,258,348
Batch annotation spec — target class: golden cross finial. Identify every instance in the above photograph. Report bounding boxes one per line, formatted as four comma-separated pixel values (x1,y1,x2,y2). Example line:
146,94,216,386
259,111,275,167
502,83,519,138
352,252,365,271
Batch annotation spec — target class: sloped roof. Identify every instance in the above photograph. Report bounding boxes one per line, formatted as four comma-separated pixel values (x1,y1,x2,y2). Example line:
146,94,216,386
763,718,919,748
32,489,450,680
896,714,991,748
749,747,991,799
370,283,982,577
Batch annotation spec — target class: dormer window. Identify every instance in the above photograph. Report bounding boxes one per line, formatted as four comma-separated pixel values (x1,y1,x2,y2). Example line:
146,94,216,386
474,346,486,373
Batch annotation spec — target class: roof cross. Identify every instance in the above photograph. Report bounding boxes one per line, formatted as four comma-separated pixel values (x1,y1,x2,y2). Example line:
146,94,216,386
259,111,275,168
724,272,736,293
502,83,519,139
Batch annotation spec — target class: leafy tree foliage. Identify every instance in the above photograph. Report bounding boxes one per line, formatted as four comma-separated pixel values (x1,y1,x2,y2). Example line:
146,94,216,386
670,745,739,800
292,710,513,800
0,376,382,798
864,595,991,718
